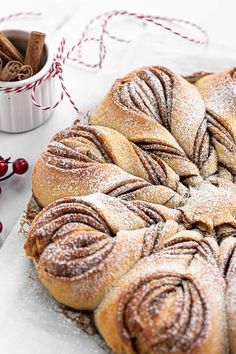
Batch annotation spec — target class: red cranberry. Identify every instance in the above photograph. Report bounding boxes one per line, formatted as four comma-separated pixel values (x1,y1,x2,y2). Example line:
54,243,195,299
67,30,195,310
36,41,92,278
0,160,8,177
13,158,29,175
0,222,2,234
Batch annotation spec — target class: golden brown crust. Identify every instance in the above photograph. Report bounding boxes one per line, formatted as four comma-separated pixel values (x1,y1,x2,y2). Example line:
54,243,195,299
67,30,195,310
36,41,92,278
219,237,236,353
196,67,236,177
90,66,216,179
32,125,186,208
179,178,236,235
95,223,227,354
37,228,149,310
25,194,180,310
25,64,236,353
26,193,228,353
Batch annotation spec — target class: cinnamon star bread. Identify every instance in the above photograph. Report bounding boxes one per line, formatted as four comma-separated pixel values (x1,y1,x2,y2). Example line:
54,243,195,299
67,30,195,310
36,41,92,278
26,64,236,354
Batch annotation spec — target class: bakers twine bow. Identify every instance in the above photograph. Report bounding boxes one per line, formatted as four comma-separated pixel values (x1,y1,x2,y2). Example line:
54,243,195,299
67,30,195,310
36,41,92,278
0,10,208,113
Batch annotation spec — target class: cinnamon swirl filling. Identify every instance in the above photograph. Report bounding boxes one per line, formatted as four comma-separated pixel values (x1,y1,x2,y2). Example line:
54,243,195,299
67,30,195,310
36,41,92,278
116,67,173,130
42,124,186,196
38,231,115,278
25,197,113,258
106,180,150,198
207,111,236,154
117,274,208,353
158,234,218,265
193,118,211,169
49,126,114,163
112,66,210,173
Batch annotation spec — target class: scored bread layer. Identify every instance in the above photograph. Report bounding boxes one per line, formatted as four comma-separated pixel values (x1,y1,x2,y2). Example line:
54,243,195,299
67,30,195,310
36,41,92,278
95,221,227,354
32,125,186,208
91,66,210,177
25,194,181,310
196,67,236,176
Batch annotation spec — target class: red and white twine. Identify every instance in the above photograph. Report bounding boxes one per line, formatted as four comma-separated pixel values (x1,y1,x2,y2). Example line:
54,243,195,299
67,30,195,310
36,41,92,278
0,10,208,113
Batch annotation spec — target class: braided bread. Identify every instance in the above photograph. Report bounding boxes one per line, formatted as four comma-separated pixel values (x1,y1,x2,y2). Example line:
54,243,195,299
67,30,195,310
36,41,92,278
32,125,185,208
90,66,218,180
25,64,236,353
25,193,180,310
96,222,227,354
25,198,228,353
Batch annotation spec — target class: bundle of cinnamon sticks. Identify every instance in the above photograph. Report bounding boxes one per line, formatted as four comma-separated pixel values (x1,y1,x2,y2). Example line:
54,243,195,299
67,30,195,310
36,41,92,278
0,31,46,82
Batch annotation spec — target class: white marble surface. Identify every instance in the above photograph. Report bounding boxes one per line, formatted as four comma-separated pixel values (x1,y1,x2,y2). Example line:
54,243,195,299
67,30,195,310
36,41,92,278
0,0,236,246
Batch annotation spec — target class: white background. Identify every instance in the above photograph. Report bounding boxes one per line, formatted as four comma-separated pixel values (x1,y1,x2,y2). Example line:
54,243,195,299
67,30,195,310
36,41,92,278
0,0,236,245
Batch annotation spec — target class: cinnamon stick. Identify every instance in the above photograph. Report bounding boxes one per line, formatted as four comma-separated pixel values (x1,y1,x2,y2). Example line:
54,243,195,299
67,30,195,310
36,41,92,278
0,61,22,81
17,65,33,81
24,31,45,75
0,32,24,63
0,49,13,63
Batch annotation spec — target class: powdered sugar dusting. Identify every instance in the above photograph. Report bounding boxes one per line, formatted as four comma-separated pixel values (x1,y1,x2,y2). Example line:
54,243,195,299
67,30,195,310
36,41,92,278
180,179,236,234
24,64,236,353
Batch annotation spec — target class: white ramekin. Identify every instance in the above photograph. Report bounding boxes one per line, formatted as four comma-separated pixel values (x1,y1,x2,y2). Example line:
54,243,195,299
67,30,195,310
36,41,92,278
0,30,55,133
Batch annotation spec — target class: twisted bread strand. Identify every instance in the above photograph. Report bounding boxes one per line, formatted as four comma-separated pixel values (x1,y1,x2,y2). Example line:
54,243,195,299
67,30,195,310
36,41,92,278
95,221,227,354
91,66,217,179
32,125,185,208
196,67,236,179
25,193,180,310
25,194,228,353
25,64,236,353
